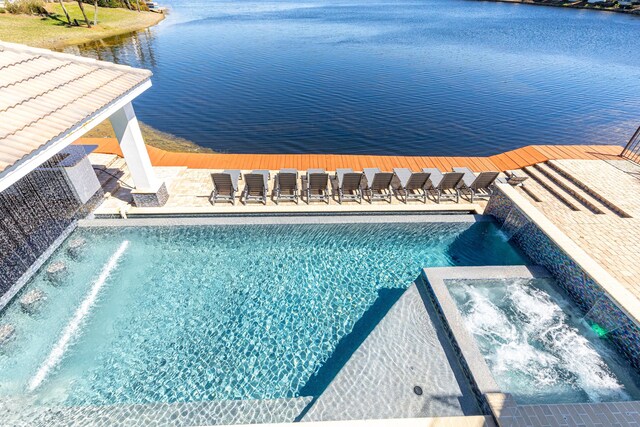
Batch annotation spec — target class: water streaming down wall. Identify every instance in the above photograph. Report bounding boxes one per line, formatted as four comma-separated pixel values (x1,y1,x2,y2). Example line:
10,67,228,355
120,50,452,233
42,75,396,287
485,188,640,371
0,148,103,296
499,208,528,241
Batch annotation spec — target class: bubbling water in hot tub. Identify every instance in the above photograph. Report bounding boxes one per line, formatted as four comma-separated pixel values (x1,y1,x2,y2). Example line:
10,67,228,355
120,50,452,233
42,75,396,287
449,278,640,404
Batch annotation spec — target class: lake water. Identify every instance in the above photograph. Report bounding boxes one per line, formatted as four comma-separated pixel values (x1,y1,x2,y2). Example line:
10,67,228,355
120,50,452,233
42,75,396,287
65,0,640,155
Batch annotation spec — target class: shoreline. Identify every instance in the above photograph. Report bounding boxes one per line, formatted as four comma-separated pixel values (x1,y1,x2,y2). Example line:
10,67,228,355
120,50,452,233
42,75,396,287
47,12,165,50
0,3,165,50
85,120,216,154
474,0,640,16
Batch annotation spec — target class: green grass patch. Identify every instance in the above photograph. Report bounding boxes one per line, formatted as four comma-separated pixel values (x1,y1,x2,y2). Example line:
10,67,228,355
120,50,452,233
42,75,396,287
0,2,162,48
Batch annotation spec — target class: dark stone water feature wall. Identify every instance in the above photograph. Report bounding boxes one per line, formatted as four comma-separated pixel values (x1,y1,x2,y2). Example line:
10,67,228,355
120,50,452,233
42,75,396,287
485,187,640,371
0,156,101,296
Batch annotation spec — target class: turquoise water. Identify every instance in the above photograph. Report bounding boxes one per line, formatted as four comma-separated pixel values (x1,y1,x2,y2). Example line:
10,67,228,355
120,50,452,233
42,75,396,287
448,278,640,404
66,0,640,154
0,221,525,412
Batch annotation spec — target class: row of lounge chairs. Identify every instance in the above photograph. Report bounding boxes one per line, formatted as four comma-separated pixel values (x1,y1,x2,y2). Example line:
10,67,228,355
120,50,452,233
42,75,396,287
209,167,500,205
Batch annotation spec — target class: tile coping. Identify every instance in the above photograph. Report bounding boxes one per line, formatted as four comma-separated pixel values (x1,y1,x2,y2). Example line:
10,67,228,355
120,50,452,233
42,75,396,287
79,214,492,227
211,415,493,427
94,203,482,217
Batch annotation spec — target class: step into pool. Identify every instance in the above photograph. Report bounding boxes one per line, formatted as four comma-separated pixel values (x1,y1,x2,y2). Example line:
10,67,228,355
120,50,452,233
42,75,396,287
0,220,526,425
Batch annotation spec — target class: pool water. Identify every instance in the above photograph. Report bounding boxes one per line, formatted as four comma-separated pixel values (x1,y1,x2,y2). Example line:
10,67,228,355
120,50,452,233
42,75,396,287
448,278,640,404
0,221,524,421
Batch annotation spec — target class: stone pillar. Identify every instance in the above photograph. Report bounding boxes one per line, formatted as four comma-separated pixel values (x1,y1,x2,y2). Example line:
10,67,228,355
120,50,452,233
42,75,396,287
109,102,168,207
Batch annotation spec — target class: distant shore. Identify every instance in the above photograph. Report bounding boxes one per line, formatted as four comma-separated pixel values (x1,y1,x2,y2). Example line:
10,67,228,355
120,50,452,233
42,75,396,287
0,3,217,153
475,0,640,16
0,2,164,49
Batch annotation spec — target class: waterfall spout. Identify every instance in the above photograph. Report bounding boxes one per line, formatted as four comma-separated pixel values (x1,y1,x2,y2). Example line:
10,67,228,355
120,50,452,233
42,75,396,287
500,207,527,241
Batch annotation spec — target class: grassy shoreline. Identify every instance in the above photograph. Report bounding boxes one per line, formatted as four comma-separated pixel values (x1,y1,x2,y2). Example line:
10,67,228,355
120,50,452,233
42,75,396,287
0,2,164,49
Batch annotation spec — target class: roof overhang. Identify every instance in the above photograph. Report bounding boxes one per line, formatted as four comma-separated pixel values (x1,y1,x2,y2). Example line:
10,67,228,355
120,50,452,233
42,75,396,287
0,79,151,193
0,40,153,193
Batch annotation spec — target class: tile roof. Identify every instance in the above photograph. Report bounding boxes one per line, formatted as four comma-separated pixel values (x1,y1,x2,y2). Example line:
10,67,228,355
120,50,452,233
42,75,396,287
0,41,151,174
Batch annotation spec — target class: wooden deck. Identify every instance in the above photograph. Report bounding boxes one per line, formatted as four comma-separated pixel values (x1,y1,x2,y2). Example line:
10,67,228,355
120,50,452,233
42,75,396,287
76,138,623,172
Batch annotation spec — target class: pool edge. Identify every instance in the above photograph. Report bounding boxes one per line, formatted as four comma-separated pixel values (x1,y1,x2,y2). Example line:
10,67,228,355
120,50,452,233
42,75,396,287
78,213,492,227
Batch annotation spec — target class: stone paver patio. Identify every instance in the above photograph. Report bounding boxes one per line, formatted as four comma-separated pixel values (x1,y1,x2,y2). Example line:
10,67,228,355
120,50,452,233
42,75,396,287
513,158,640,301
89,153,485,215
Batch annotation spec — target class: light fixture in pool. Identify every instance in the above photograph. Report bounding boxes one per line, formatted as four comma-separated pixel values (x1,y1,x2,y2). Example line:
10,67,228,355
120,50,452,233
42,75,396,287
591,323,609,338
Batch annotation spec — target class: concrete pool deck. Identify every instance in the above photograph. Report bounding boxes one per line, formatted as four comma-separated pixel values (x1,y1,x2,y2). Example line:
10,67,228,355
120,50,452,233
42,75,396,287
80,140,623,218
87,154,485,216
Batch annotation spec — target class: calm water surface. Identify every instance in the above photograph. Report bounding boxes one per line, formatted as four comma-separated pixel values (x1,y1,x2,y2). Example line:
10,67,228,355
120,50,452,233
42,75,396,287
66,0,640,155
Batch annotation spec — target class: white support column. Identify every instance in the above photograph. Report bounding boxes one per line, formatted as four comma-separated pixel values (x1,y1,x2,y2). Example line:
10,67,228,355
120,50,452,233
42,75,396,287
109,102,159,192
109,102,168,207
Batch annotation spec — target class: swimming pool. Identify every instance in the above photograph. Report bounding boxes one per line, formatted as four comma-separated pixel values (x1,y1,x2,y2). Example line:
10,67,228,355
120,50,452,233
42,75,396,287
0,220,525,424
447,277,640,405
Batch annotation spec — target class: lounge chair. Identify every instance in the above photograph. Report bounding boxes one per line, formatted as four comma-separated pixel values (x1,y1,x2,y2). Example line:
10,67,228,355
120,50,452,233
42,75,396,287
504,170,529,186
301,169,330,204
273,169,299,204
422,168,464,203
453,167,499,202
331,168,364,204
392,168,431,204
242,170,269,205
362,168,394,203
210,170,241,205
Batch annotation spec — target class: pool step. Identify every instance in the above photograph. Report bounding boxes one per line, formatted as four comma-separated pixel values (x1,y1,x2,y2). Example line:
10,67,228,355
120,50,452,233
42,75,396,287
521,166,581,211
532,163,606,215
546,160,632,218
